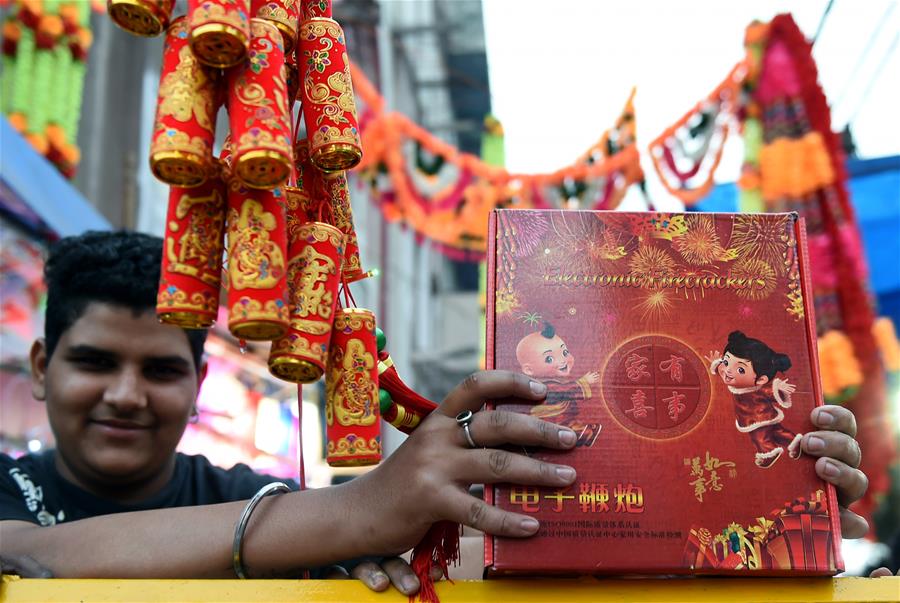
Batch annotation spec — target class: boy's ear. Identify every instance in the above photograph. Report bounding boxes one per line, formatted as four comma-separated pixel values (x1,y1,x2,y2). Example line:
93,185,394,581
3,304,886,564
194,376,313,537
755,375,770,386
30,339,48,401
521,364,534,376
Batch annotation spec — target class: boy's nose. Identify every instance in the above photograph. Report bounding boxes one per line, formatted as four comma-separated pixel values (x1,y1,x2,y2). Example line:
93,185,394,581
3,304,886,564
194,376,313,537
103,368,148,410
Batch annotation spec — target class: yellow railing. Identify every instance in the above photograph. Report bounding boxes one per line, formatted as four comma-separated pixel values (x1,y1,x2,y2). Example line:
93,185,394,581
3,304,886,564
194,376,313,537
2,576,898,603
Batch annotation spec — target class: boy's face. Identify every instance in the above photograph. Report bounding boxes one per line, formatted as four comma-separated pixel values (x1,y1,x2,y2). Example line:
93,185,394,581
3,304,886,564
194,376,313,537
516,332,575,379
719,351,767,389
30,302,203,489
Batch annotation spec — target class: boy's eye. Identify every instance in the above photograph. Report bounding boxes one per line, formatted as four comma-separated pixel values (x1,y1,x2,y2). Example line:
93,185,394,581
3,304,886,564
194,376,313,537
723,359,729,366
71,356,115,370
544,356,553,364
562,349,570,357
146,364,187,380
738,367,745,374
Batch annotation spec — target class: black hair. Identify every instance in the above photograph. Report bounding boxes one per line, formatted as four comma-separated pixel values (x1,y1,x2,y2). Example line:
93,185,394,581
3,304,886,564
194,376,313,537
43,230,207,370
540,322,556,339
723,331,791,380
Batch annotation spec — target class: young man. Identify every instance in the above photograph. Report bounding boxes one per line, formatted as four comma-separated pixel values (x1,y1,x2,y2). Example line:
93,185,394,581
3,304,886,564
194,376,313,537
0,231,875,591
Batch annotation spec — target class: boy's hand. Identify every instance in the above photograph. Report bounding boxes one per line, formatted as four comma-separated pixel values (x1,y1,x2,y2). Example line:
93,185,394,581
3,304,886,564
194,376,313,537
802,405,869,538
584,371,600,384
703,350,721,365
324,557,442,596
869,567,898,577
353,370,578,558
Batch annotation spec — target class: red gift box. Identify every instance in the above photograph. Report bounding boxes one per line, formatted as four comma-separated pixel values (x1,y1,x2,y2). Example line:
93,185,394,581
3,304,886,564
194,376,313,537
252,0,300,52
225,181,290,340
187,0,250,68
298,17,362,172
227,18,293,189
484,209,843,576
150,16,219,188
157,161,228,328
108,0,175,37
325,307,381,466
268,220,344,383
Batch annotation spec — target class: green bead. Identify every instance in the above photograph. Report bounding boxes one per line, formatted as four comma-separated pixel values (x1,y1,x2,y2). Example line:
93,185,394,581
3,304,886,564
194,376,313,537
378,388,392,414
375,327,386,352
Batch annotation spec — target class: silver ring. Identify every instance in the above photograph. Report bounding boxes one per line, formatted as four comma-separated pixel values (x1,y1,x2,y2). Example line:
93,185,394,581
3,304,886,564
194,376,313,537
455,410,478,448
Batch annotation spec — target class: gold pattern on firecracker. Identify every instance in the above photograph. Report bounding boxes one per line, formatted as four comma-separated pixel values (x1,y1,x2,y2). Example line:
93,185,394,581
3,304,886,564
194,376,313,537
188,0,251,68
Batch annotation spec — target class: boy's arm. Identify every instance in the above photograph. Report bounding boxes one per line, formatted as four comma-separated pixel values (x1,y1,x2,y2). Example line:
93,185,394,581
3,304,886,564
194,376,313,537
1,371,580,578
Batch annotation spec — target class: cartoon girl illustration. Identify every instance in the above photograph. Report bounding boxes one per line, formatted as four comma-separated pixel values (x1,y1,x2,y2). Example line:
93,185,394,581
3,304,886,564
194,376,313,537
706,331,802,469
516,321,601,446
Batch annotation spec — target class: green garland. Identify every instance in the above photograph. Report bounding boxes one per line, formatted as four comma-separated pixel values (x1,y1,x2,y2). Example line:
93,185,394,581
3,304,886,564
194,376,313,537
10,26,34,122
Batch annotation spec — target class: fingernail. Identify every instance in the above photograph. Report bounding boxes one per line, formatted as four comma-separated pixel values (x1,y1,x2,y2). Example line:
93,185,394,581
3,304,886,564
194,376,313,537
816,410,835,426
823,460,841,479
530,380,547,395
556,466,576,481
806,435,826,452
373,571,389,586
559,428,576,446
520,517,539,532
401,577,419,593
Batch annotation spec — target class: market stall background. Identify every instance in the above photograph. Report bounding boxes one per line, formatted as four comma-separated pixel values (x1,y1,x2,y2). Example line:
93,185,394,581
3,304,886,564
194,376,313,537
1,0,898,574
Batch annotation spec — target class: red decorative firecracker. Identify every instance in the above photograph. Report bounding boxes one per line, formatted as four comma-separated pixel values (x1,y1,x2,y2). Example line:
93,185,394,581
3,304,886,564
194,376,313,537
157,160,228,328
325,307,381,466
298,16,362,172
285,46,299,103
268,219,344,383
227,18,293,189
302,0,331,19
251,0,299,53
149,16,219,188
187,0,250,68
107,0,175,37
225,180,290,340
321,170,365,281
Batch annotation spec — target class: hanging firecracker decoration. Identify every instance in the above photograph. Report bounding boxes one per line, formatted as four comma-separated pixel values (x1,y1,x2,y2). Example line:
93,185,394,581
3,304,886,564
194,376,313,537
298,2,362,172
376,328,438,434
187,0,250,68
325,307,381,466
227,18,293,189
225,179,290,341
107,0,175,37
268,218,345,383
149,16,219,188
251,0,299,53
320,170,366,281
156,160,228,328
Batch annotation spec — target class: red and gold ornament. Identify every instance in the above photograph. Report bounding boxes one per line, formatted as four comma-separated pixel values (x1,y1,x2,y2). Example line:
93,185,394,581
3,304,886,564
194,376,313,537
251,0,300,53
107,0,175,37
321,170,365,281
268,218,344,383
227,18,293,189
325,308,381,466
150,16,219,188
225,180,290,340
298,15,362,172
157,161,228,328
187,0,251,68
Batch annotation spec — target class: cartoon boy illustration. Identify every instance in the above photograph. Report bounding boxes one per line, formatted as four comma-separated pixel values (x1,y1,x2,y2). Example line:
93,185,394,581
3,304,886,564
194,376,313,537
516,322,601,446
706,331,802,468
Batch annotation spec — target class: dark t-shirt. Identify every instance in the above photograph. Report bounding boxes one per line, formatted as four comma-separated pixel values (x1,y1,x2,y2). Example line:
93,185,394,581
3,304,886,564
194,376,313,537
0,450,298,525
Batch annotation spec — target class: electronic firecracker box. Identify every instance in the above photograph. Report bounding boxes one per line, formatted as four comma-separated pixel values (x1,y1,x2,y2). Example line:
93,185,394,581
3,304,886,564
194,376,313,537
484,209,843,576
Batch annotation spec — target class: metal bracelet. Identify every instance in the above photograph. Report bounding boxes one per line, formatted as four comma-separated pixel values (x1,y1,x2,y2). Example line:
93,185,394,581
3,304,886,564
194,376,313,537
232,481,292,579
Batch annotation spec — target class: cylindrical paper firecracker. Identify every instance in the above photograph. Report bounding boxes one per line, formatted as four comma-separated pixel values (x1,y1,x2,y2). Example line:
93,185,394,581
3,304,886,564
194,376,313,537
285,46,299,104
325,308,381,466
157,161,228,328
107,0,174,37
150,17,218,188
302,0,331,19
268,221,344,383
321,170,365,281
226,181,290,340
298,17,362,172
228,18,293,189
187,0,250,68
252,0,299,53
